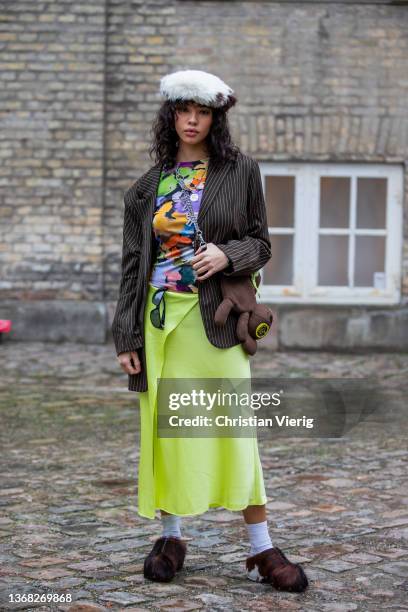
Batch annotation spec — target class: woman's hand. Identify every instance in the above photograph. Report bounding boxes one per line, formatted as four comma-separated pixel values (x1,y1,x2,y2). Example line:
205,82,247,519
117,350,141,375
191,243,230,281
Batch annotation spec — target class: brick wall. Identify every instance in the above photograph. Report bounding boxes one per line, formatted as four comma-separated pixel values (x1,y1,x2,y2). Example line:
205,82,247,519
1,1,106,302
1,1,407,346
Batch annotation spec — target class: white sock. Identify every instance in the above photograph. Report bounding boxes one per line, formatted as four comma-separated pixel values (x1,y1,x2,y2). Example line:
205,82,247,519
245,519,273,556
161,513,182,539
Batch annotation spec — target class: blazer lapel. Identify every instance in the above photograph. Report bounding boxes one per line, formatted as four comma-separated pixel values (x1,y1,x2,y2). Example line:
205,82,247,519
140,161,162,197
197,157,233,225
138,162,162,220
139,156,234,226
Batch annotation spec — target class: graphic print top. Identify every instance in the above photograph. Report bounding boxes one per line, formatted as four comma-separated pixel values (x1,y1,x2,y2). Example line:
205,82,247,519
149,158,209,293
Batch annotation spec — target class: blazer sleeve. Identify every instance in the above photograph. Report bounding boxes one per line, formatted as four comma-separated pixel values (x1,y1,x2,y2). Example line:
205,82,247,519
216,159,272,276
111,185,144,356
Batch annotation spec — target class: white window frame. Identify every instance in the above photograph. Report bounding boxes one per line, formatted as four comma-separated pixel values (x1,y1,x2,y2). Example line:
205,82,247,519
258,162,403,305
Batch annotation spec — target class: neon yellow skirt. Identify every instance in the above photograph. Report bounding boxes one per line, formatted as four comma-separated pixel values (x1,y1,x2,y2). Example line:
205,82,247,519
137,282,268,519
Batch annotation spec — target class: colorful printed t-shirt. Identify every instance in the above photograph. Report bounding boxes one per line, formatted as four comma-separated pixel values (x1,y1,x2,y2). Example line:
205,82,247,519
149,158,209,293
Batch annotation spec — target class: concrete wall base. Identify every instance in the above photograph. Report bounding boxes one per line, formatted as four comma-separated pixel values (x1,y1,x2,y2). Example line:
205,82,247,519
277,305,408,352
1,301,107,344
1,302,408,352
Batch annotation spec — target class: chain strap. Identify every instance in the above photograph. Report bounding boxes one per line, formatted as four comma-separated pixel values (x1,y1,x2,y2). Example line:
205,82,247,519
174,164,207,251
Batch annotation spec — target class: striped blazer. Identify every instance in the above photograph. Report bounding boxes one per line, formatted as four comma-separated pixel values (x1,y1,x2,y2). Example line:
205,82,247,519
111,150,272,392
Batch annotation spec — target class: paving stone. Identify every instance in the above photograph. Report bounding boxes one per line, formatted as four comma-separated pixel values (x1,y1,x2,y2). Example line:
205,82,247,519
321,604,358,611
200,511,242,523
136,583,186,597
193,592,234,606
217,551,245,563
114,608,151,612
63,589,95,602
20,567,75,580
314,559,358,573
371,547,408,559
313,578,347,592
183,575,230,588
248,595,303,610
312,504,348,513
94,539,151,552
98,591,150,605
121,573,146,584
374,517,408,528
48,576,87,589
1,343,408,609
266,501,297,511
119,562,144,574
325,478,357,488
339,552,384,565
156,598,203,611
65,561,109,572
371,589,395,597
0,565,20,577
89,580,127,591
381,509,408,519
66,604,109,612
18,556,70,568
48,505,94,514
287,509,313,517
113,608,151,612
78,569,123,580
380,561,408,577
285,553,312,563
185,527,221,537
189,537,224,548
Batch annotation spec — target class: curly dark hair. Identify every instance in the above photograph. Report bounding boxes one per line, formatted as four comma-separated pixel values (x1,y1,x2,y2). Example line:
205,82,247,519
148,99,241,169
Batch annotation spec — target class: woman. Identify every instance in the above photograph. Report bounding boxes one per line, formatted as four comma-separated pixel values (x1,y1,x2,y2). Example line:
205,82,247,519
112,69,308,592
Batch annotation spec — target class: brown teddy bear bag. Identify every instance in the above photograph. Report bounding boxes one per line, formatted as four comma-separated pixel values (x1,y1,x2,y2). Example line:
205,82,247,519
214,273,273,355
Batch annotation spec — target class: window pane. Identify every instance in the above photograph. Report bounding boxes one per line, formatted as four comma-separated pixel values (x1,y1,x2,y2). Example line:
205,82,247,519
263,235,293,285
320,177,350,228
265,176,294,227
318,235,349,286
356,177,386,229
354,236,385,287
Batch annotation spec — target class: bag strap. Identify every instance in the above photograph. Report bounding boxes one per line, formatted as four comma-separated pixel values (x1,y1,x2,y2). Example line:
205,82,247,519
251,271,261,299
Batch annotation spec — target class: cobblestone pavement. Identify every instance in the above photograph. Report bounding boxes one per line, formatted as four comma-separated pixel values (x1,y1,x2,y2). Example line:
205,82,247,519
0,341,407,611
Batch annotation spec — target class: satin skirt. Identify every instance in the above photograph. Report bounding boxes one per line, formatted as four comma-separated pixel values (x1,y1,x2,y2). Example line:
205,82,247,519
136,282,268,519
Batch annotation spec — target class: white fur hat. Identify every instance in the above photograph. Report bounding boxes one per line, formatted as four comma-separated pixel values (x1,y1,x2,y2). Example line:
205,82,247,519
159,69,237,110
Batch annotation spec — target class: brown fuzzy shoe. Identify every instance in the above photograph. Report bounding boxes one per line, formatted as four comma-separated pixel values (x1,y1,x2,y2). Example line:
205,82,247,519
246,546,308,593
143,536,187,582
